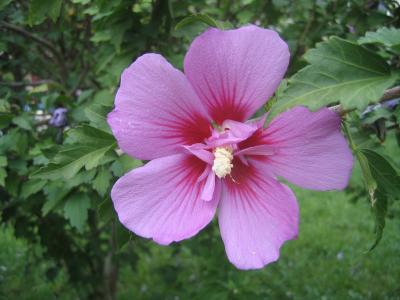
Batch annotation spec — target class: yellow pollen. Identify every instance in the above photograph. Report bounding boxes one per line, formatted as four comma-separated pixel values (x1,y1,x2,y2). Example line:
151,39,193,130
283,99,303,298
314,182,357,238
212,147,234,178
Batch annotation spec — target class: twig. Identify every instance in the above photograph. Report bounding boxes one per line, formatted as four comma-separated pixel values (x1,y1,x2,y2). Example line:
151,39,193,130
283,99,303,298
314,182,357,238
0,79,54,87
329,86,400,116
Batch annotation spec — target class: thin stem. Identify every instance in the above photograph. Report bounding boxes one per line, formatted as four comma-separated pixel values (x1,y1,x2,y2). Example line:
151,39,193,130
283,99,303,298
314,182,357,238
342,121,357,151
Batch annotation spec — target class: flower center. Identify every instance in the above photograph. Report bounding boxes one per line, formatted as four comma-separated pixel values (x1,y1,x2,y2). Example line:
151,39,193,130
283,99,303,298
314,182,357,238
212,147,234,179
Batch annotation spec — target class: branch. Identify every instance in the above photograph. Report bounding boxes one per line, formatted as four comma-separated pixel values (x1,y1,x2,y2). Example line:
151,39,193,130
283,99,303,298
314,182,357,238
330,86,400,116
1,21,68,84
1,21,59,57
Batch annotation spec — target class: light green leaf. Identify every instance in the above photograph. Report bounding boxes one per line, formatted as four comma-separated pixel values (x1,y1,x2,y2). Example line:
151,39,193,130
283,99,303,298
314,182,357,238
359,27,400,52
64,193,91,232
12,115,33,131
20,179,47,199
93,168,112,196
271,37,397,117
0,156,7,167
28,84,48,93
175,14,223,30
31,126,116,180
84,104,112,132
28,0,62,25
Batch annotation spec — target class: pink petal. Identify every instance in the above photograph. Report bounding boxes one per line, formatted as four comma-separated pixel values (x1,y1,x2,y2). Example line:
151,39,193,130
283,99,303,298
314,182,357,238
201,171,216,201
108,54,211,160
219,159,299,270
183,144,214,164
111,154,219,245
241,106,353,190
206,119,258,148
184,25,289,124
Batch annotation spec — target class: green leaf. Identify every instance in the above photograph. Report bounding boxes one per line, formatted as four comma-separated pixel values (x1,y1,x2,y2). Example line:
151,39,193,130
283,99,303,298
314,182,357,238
0,113,13,129
28,0,62,25
63,193,91,232
355,151,377,204
93,168,112,196
359,27,400,53
0,156,7,167
0,167,6,187
31,126,116,180
12,115,33,131
270,37,397,117
97,198,114,224
361,149,400,199
111,154,143,177
175,14,223,30
20,179,47,199
84,104,112,132
359,149,400,250
42,181,75,216
115,221,131,251
0,0,12,11
369,189,387,251
361,108,392,125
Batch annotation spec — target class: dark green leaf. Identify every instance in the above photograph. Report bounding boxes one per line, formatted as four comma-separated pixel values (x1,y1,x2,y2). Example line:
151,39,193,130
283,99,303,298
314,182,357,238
369,190,387,251
42,180,80,216
0,0,12,10
361,149,400,199
97,198,114,224
28,0,62,25
63,193,91,232
356,150,377,204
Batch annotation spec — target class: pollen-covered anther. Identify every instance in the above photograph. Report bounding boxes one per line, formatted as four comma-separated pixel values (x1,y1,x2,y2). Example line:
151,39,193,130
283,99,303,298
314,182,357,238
212,147,234,178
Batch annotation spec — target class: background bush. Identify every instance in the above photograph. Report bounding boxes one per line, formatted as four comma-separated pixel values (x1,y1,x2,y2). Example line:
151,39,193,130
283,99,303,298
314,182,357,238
0,0,399,299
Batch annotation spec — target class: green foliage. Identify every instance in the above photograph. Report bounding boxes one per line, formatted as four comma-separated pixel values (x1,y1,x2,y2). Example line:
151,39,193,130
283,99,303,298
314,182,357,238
32,125,116,180
270,37,398,117
28,0,62,25
359,27,400,53
1,0,400,298
0,225,76,299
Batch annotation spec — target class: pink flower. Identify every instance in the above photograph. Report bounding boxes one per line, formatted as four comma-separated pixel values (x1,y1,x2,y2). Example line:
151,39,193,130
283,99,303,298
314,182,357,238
107,25,353,269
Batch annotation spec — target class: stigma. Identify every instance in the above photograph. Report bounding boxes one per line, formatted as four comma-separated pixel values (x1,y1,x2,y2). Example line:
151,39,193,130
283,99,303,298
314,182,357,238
212,147,234,178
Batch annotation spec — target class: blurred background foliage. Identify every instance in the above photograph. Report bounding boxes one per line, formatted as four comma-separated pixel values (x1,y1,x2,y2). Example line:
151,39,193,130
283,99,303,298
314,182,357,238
0,0,400,299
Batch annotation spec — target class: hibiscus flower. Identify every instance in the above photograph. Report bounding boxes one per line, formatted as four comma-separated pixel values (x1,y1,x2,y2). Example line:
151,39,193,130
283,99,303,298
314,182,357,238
107,25,353,269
